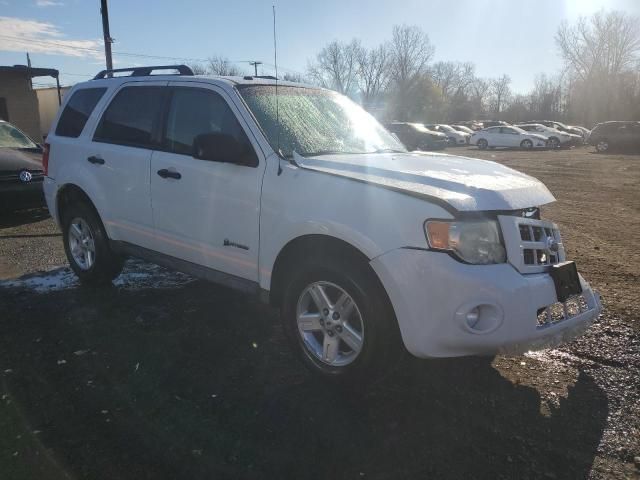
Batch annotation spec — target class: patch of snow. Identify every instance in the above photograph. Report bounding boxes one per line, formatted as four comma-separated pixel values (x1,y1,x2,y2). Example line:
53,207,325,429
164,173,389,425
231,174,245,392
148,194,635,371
0,259,194,293
1,267,78,293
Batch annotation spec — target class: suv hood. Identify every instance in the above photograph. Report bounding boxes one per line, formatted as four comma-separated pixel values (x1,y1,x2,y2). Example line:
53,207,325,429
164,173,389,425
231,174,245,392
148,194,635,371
294,151,555,212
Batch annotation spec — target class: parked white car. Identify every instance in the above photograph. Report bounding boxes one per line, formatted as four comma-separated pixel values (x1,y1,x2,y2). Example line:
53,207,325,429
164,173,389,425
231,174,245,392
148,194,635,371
426,124,471,146
516,123,583,148
571,125,591,143
470,126,548,150
451,124,475,135
42,65,601,381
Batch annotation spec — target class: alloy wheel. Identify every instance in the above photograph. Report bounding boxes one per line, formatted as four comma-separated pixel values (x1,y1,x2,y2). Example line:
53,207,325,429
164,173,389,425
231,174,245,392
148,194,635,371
68,217,96,270
296,281,364,367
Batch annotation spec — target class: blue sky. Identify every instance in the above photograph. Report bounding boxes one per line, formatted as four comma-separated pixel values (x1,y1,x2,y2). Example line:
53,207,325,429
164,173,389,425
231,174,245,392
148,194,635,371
1,0,639,91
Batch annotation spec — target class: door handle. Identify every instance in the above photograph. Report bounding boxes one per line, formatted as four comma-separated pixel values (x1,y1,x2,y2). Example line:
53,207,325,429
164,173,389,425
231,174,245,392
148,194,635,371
157,168,181,180
87,155,105,165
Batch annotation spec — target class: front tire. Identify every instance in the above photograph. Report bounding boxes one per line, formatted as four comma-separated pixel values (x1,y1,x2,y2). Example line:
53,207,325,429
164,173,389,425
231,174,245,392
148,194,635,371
548,137,560,149
595,140,609,152
62,202,124,285
281,255,400,383
477,138,488,150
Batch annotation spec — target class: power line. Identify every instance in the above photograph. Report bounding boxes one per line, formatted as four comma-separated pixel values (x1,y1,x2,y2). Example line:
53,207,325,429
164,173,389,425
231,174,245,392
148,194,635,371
0,33,307,77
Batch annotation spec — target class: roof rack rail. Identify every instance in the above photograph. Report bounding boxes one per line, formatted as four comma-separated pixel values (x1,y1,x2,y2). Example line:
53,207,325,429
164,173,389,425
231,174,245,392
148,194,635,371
243,75,278,80
93,64,194,80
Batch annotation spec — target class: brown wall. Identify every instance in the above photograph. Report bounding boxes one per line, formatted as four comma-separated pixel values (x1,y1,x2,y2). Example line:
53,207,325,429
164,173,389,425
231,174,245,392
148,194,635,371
0,71,42,142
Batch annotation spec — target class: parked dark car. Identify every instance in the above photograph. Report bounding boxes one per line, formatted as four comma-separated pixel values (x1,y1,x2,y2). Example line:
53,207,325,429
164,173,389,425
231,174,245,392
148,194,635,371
0,120,45,211
589,121,640,153
385,122,448,151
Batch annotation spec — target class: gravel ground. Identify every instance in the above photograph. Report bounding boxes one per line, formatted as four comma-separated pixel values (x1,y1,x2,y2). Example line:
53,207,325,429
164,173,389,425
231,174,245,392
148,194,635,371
0,146,638,479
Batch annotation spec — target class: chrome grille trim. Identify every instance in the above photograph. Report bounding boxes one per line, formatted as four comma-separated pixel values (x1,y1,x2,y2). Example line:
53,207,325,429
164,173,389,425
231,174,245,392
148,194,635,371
498,215,566,274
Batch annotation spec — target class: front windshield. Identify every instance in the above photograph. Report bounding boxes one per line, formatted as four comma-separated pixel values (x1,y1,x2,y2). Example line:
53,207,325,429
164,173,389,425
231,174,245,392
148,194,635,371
438,125,456,133
0,122,37,148
238,85,405,157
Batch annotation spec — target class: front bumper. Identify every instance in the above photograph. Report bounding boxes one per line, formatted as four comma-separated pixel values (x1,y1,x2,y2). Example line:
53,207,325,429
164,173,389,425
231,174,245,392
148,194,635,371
0,180,44,210
370,249,601,358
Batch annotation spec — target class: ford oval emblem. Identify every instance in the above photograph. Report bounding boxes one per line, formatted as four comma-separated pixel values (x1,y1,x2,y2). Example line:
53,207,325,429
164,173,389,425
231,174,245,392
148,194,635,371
546,236,559,253
19,170,33,183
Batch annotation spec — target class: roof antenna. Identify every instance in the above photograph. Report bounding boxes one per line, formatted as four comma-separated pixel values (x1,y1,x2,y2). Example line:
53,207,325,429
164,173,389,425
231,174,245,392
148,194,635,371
273,5,284,176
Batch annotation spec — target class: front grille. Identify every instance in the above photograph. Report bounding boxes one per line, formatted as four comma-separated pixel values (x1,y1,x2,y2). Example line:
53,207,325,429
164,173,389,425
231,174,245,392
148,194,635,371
498,215,566,274
0,170,44,184
536,294,590,328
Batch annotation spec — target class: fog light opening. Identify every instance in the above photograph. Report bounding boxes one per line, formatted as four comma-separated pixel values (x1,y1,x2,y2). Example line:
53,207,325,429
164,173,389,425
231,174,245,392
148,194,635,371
457,303,502,334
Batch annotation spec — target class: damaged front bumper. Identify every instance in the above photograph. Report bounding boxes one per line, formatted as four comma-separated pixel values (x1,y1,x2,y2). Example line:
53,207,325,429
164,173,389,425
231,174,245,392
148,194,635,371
370,248,602,358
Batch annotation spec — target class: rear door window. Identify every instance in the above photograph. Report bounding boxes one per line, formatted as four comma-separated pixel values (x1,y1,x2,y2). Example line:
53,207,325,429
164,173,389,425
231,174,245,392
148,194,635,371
55,88,107,138
93,86,166,149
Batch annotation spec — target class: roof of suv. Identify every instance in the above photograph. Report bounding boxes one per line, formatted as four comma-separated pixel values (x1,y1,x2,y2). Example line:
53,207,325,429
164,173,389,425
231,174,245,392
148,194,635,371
80,74,312,91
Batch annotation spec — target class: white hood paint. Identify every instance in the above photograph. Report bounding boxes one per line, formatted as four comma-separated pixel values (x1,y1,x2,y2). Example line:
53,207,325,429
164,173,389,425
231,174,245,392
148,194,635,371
294,151,555,212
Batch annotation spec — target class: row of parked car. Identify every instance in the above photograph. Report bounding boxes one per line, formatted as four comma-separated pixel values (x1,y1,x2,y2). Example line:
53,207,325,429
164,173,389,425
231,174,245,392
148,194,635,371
386,119,640,153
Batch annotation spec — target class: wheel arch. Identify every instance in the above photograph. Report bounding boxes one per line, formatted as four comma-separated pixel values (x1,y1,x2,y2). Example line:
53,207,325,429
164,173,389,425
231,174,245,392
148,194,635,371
56,183,103,225
268,234,385,309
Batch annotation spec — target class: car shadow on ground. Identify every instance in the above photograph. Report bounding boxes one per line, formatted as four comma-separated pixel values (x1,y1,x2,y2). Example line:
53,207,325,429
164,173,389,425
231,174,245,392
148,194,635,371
0,276,608,480
0,206,51,229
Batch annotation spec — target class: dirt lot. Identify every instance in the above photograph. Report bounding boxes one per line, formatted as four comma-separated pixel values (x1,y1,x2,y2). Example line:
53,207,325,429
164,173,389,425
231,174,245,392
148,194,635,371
0,147,638,479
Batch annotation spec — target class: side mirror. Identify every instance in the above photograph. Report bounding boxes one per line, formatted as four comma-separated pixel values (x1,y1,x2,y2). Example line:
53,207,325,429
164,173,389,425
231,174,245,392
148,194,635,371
192,133,257,167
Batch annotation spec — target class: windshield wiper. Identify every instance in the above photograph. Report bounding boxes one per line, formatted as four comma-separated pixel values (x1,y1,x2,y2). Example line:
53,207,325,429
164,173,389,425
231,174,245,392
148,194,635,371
368,148,405,154
302,149,359,157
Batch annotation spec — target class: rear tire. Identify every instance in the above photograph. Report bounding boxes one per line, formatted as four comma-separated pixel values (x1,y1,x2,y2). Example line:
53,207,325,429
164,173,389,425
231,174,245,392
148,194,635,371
477,139,488,150
62,202,124,285
281,254,401,384
520,139,533,150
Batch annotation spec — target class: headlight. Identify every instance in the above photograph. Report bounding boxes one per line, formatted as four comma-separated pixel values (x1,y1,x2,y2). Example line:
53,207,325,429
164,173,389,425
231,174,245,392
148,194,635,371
425,220,507,264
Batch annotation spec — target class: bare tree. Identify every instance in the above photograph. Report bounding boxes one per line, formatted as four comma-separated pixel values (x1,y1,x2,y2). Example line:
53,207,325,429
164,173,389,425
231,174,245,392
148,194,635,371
431,61,475,98
489,74,512,114
282,72,306,83
556,10,640,81
556,10,640,124
188,63,208,76
468,78,491,115
307,39,362,95
389,25,434,89
356,44,391,110
529,73,563,117
207,55,242,76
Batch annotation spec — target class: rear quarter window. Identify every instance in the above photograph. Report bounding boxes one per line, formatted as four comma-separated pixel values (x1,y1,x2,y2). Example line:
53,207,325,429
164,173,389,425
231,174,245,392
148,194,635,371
55,88,107,138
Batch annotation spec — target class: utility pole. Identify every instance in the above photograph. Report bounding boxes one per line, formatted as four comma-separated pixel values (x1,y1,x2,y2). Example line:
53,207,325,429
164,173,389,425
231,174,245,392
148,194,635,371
249,61,262,76
26,52,32,89
100,0,114,74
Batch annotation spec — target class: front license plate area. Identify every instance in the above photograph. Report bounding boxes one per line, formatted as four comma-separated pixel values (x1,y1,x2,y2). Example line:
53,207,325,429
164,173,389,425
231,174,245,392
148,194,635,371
550,261,582,302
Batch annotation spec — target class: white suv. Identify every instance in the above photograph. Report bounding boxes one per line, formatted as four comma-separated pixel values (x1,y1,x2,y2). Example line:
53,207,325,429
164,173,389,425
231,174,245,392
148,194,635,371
43,65,601,380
